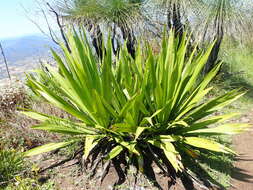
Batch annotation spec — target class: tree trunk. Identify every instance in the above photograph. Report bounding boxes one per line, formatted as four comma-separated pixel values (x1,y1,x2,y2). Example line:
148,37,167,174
204,0,225,74
111,23,120,56
204,34,223,74
167,1,184,40
91,25,104,60
120,23,136,58
0,42,11,80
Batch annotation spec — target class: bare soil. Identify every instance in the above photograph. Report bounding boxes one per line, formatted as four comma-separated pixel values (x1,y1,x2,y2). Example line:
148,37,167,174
230,112,253,190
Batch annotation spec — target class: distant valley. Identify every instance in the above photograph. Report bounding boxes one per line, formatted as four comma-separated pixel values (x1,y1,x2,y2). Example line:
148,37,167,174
0,34,57,80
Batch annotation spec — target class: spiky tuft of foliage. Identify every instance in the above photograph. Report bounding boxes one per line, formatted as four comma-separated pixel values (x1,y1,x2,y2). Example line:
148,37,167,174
58,0,143,24
0,150,25,185
23,29,250,188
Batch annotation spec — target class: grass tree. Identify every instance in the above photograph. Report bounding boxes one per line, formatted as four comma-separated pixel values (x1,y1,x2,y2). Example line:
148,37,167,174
57,0,143,58
199,0,252,73
152,0,253,72
23,29,250,189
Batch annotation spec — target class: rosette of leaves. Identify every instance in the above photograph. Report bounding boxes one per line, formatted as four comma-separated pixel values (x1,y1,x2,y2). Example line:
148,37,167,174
23,29,249,188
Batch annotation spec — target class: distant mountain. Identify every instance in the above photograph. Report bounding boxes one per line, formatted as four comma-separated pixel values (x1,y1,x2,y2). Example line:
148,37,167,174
0,34,58,80
0,34,57,63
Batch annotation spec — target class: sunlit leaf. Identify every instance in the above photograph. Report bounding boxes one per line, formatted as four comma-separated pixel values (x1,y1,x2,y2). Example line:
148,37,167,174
25,141,75,157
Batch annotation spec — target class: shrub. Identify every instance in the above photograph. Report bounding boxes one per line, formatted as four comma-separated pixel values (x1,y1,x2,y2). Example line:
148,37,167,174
4,177,55,190
4,178,55,190
23,30,249,188
0,83,29,117
0,150,25,185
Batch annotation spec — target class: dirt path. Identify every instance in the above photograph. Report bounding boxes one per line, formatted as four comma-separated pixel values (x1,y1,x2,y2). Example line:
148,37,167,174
230,112,253,190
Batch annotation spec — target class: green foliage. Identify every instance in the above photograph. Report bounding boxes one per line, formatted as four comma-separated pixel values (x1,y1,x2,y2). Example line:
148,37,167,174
216,42,253,106
24,29,249,182
61,0,142,24
3,177,55,190
223,46,253,87
181,135,234,188
0,150,25,184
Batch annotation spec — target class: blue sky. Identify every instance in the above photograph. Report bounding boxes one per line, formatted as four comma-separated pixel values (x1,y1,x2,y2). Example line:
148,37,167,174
0,0,43,39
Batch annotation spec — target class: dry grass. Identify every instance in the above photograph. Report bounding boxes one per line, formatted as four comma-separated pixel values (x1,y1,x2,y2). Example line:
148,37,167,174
0,82,29,118
0,81,70,151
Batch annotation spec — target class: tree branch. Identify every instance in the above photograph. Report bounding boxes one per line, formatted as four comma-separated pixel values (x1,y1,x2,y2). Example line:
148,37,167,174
0,42,11,80
46,2,71,53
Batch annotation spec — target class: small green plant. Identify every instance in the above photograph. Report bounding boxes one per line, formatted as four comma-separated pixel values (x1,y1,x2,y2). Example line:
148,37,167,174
4,177,55,190
0,150,25,185
23,29,250,188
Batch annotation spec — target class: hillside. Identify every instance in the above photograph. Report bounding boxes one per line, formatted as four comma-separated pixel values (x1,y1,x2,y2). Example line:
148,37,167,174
0,35,57,80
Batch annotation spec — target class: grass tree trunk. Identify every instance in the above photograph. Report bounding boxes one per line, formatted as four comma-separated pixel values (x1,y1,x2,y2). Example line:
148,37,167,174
87,22,120,59
204,33,223,74
91,25,104,60
204,0,225,74
86,21,104,60
167,1,184,40
120,23,136,58
111,23,120,56
172,3,184,38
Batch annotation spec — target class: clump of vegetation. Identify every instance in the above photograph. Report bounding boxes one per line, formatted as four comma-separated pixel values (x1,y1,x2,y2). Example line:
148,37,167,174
4,177,55,190
23,30,250,189
0,150,25,186
0,84,29,117
223,47,253,89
